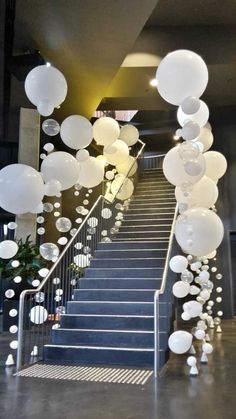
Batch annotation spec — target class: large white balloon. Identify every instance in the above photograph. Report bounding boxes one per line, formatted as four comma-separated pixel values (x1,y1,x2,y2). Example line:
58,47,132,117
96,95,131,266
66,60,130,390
111,175,134,200
169,255,188,273
25,65,67,116
183,300,203,318
156,50,208,105
103,140,129,166
60,115,93,150
77,157,104,188
168,330,192,354
0,164,44,214
41,152,79,191
172,281,190,298
119,125,139,146
204,151,227,181
93,117,120,146
175,207,224,256
163,146,205,186
116,156,138,177
196,127,213,152
177,100,209,128
175,176,218,209
0,240,18,259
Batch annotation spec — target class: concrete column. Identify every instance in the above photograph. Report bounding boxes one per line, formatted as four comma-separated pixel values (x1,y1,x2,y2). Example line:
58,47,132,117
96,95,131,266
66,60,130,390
16,108,40,243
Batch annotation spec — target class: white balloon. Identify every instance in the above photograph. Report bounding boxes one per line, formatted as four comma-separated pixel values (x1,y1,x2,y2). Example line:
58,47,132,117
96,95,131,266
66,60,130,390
42,119,60,136
43,143,54,153
183,300,203,318
181,96,200,114
44,179,62,196
177,100,209,128
0,240,18,259
204,151,227,181
119,125,139,146
103,140,129,166
199,270,210,281
169,255,188,273
30,306,48,324
156,50,208,105
163,146,205,186
168,330,192,354
172,281,190,298
196,127,213,152
175,208,224,256
195,329,205,340
101,208,112,219
111,176,134,200
181,311,191,321
0,164,44,214
93,117,120,146
60,115,93,150
181,121,200,141
105,170,115,181
76,149,89,162
25,65,67,116
40,243,59,261
41,151,79,191
202,343,213,354
116,156,138,177
205,250,217,259
175,176,218,209
189,285,200,295
77,157,104,188
74,254,90,268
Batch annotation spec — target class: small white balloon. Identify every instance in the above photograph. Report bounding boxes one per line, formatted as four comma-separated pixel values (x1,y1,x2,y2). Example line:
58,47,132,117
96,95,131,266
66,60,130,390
76,149,90,162
38,268,49,278
202,343,213,354
168,330,192,354
181,97,200,114
119,124,139,146
30,306,48,324
177,100,209,128
43,143,54,153
182,121,200,141
0,240,18,259
5,289,15,299
42,119,60,136
169,255,188,273
7,222,17,230
93,117,120,146
172,281,190,298
57,237,68,245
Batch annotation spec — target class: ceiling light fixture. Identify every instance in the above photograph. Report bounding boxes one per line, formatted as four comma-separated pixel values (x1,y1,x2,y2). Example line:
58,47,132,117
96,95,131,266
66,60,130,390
150,79,157,87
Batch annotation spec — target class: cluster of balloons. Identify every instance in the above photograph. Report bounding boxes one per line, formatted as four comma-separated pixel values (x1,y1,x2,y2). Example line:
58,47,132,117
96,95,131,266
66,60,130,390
156,50,226,366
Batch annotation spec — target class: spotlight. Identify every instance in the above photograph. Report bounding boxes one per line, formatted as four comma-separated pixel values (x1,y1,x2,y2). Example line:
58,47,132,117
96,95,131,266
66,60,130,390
150,79,157,87
46,62,51,67
173,135,180,141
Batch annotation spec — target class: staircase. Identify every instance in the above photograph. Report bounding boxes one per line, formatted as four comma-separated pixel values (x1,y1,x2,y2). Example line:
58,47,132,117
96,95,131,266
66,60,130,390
44,168,176,368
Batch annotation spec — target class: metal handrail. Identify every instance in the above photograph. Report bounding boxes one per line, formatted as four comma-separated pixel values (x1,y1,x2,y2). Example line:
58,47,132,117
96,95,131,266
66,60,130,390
17,139,146,370
154,203,179,378
143,153,166,159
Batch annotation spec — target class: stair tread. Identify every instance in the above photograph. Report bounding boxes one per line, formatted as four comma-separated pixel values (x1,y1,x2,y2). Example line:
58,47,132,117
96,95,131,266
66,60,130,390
45,344,154,351
57,328,155,334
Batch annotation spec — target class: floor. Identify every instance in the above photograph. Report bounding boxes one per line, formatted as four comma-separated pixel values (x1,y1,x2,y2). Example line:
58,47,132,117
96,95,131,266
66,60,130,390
0,318,236,419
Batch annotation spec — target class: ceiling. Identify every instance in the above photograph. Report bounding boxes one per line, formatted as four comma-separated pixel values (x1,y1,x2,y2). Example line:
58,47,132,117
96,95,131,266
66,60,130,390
7,0,236,152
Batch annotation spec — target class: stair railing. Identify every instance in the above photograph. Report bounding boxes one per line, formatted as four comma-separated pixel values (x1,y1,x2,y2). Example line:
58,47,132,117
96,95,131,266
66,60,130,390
143,153,166,170
17,139,146,371
154,203,179,378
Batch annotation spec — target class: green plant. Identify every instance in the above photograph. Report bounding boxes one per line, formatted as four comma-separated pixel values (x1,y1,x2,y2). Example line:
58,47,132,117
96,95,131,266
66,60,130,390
0,235,46,287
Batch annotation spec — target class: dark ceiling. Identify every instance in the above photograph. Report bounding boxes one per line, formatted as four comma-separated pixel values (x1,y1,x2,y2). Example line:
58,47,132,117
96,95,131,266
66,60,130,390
2,0,236,154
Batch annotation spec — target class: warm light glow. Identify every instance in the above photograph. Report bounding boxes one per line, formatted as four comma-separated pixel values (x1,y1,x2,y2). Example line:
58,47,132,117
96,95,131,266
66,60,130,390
173,135,180,141
150,79,158,87
46,62,51,67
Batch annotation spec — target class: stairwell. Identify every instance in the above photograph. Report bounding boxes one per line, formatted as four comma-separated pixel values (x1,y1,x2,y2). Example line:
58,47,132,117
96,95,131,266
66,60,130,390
44,168,176,368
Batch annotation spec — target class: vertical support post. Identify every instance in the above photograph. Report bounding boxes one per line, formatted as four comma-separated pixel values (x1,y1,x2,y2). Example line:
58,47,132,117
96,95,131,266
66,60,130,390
16,108,40,243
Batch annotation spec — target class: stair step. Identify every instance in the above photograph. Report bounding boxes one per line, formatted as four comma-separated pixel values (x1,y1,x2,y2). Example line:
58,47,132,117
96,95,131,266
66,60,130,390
123,213,175,219
74,289,156,302
118,224,172,231
113,232,170,239
84,267,163,278
60,314,158,330
79,278,162,290
94,249,167,258
44,345,156,367
112,237,169,242
121,219,173,225
67,301,171,316
97,241,168,250
51,328,166,348
126,208,176,214
90,258,165,268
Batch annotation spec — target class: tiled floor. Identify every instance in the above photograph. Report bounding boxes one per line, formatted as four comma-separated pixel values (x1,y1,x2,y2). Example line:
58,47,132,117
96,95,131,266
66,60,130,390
0,318,236,419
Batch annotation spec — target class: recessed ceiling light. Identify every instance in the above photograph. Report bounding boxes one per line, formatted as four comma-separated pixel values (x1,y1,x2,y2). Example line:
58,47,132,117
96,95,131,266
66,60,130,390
173,135,180,141
46,62,51,67
150,79,157,87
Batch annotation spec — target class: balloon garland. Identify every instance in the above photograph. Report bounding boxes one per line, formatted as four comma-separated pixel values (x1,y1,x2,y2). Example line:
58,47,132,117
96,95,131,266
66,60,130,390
156,49,227,376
